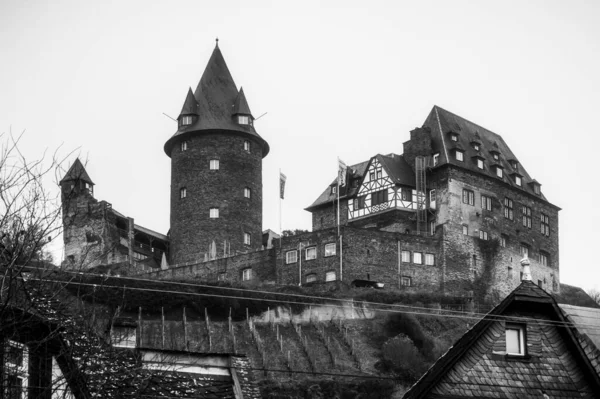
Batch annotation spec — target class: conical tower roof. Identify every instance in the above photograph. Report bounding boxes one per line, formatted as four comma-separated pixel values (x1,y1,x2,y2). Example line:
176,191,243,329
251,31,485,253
233,87,252,116
164,43,269,157
179,88,199,116
59,158,94,185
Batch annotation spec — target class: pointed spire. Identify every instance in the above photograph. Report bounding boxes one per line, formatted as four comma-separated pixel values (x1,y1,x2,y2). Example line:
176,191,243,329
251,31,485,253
194,45,238,106
179,88,199,116
60,158,94,185
233,87,252,116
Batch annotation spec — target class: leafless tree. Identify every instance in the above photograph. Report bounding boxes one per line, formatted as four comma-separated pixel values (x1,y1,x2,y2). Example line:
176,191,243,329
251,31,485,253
587,289,600,306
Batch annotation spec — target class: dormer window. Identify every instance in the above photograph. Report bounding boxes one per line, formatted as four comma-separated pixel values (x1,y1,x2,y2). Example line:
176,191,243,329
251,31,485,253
491,151,500,161
432,153,440,166
180,116,193,126
534,184,540,194
455,150,464,162
514,175,522,186
450,133,458,142
471,142,481,151
495,166,503,178
238,115,251,125
331,186,337,194
509,160,519,170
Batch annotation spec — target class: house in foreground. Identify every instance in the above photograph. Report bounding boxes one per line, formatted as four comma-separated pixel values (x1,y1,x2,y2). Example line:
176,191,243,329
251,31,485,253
403,259,600,398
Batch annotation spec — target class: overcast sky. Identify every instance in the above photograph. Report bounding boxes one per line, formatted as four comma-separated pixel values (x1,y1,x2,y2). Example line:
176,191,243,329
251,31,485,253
1,0,599,292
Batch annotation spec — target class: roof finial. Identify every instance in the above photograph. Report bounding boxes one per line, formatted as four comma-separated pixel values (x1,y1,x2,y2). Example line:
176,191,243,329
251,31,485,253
215,37,219,48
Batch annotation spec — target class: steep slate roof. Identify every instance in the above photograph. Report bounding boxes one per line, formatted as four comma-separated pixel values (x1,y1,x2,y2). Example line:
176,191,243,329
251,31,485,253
59,158,94,185
422,105,551,203
164,43,269,157
403,281,600,399
232,87,252,115
179,87,199,116
306,154,414,210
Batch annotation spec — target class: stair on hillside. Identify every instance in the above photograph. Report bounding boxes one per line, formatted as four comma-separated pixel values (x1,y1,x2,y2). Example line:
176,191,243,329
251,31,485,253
324,323,362,372
294,323,333,373
253,324,292,380
233,323,265,380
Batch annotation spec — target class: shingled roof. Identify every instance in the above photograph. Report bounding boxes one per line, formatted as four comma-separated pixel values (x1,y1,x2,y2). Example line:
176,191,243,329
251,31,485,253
164,43,269,157
306,154,414,211
403,281,600,398
59,158,94,185
422,106,552,203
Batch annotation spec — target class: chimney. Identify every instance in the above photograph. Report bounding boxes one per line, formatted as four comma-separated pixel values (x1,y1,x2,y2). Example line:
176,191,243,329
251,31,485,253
520,256,532,281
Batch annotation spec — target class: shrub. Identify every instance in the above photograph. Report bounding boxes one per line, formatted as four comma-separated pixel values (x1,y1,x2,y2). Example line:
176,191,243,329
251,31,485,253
381,335,430,382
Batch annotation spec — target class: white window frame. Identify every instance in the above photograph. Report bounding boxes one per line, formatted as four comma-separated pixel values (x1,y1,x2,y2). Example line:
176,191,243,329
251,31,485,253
243,233,251,245
305,247,317,260
425,253,435,266
477,158,484,169
286,250,298,264
242,268,252,281
210,159,219,170
505,324,526,356
306,274,317,283
462,225,468,235
432,153,440,166
244,140,250,152
473,143,480,151
324,243,336,257
500,235,507,248
209,207,219,218
515,175,522,186
450,134,458,142
401,250,410,263
496,166,503,178
455,150,464,162
181,115,193,126
479,230,489,240
244,187,251,198
540,252,549,266
238,115,250,125
481,195,492,211
413,252,423,265
180,187,187,199
181,141,188,151
325,271,336,282
401,276,412,287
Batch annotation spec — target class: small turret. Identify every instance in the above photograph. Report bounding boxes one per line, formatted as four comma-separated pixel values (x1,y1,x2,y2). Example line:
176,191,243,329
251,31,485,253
60,158,94,198
178,88,199,128
232,87,253,126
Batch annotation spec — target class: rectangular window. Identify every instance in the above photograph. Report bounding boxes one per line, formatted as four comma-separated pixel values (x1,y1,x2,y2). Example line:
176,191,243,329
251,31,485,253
520,244,530,258
354,195,366,209
325,271,336,282
209,207,219,218
305,247,316,260
540,213,550,236
462,225,468,235
506,325,526,355
244,140,250,152
496,166,503,178
286,250,298,264
425,253,435,265
500,234,507,248
522,206,532,228
369,172,375,180
244,187,251,198
504,197,514,220
306,274,317,283
481,195,492,211
243,233,251,245
371,189,388,206
540,252,549,266
515,175,522,186
324,243,336,257
455,150,464,162
429,189,436,203
401,276,412,287
413,252,423,264
377,169,382,179
180,187,187,199
238,115,250,125
429,221,435,236
462,189,474,205
401,187,412,202
432,153,439,166
477,158,484,169
242,268,252,281
479,230,488,240
181,115,193,125
218,272,226,281
181,141,188,151
331,186,337,194
210,159,219,170
450,134,458,142
401,250,410,263
5,340,28,398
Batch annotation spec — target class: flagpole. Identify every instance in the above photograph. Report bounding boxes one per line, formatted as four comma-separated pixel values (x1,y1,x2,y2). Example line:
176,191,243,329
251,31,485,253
279,168,282,236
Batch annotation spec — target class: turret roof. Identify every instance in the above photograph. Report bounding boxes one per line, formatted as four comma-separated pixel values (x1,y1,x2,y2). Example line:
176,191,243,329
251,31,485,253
164,44,269,157
233,87,252,116
59,158,94,185
179,88,199,116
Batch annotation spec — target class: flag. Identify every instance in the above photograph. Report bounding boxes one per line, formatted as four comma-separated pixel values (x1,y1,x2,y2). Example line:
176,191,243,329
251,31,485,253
280,172,287,199
338,158,347,187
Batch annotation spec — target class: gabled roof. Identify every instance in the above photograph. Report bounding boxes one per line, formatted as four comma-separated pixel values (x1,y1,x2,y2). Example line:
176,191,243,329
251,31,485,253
559,304,600,349
232,87,252,116
403,281,600,398
164,44,269,157
59,158,94,185
422,106,550,202
178,87,199,116
306,154,414,211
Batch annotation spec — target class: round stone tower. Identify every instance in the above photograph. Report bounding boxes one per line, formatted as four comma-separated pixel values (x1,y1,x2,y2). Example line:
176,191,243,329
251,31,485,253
164,43,269,265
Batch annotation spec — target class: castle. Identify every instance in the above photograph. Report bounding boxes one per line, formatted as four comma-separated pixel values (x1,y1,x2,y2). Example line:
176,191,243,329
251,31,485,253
60,42,560,301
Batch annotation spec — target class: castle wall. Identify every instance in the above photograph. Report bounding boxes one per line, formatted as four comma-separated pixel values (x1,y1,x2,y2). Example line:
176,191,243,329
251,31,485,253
310,201,348,231
142,249,275,285
169,132,263,264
